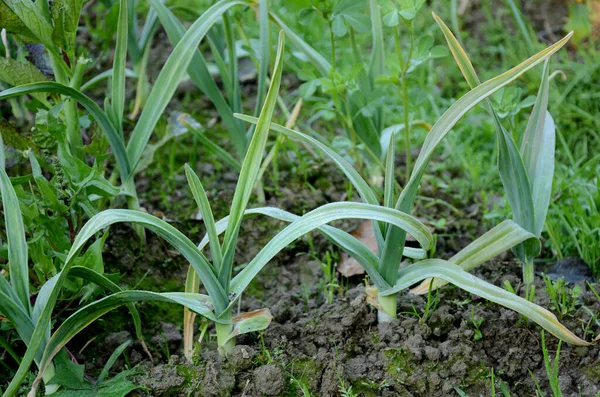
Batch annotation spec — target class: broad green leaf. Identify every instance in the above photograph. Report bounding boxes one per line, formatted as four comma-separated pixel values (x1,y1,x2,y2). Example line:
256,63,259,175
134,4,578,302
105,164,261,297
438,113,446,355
520,61,554,237
0,120,34,151
1,0,54,47
50,0,83,54
382,259,592,346
0,164,30,313
126,0,249,173
0,2,38,42
411,220,538,293
185,164,222,270
32,290,215,392
219,31,285,289
0,57,48,87
0,83,131,180
269,11,331,77
378,31,572,285
149,0,247,160
229,201,434,304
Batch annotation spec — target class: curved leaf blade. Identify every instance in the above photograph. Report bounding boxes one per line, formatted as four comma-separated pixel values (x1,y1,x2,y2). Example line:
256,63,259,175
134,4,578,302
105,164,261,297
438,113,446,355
382,259,592,346
411,220,538,294
229,202,434,304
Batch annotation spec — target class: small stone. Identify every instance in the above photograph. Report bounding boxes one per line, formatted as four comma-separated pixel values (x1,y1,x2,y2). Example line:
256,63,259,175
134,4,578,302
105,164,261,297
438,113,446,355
451,361,468,377
228,345,256,371
424,346,440,361
254,364,285,396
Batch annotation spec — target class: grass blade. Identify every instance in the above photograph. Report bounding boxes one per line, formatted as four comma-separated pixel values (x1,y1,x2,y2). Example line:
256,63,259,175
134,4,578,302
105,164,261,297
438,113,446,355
269,11,331,76
384,260,593,345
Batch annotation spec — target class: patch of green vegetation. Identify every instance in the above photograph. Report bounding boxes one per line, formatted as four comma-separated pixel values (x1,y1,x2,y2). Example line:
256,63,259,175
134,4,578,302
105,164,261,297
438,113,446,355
384,347,413,385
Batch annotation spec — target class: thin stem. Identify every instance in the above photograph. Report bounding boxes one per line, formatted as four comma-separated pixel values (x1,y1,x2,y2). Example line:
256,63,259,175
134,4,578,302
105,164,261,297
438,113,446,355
329,21,336,72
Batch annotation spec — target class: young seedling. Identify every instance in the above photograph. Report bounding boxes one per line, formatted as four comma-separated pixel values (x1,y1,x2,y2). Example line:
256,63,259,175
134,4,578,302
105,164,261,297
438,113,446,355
471,308,484,341
237,16,597,347
543,275,581,320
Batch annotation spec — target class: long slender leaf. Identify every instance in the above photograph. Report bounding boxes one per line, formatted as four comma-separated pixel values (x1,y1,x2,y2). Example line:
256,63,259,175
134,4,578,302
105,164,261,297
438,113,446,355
126,0,249,173
31,290,215,392
237,115,379,206
219,31,285,289
253,0,270,120
185,164,222,270
520,61,554,237
0,83,131,179
67,266,145,343
0,289,37,359
235,114,385,248
378,31,572,285
411,220,538,293
0,166,30,313
433,13,536,234
229,201,434,306
3,208,227,397
111,0,128,131
382,259,591,346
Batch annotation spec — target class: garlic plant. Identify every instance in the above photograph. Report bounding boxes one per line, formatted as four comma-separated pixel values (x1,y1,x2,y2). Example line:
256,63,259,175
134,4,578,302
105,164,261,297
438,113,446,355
235,15,596,346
